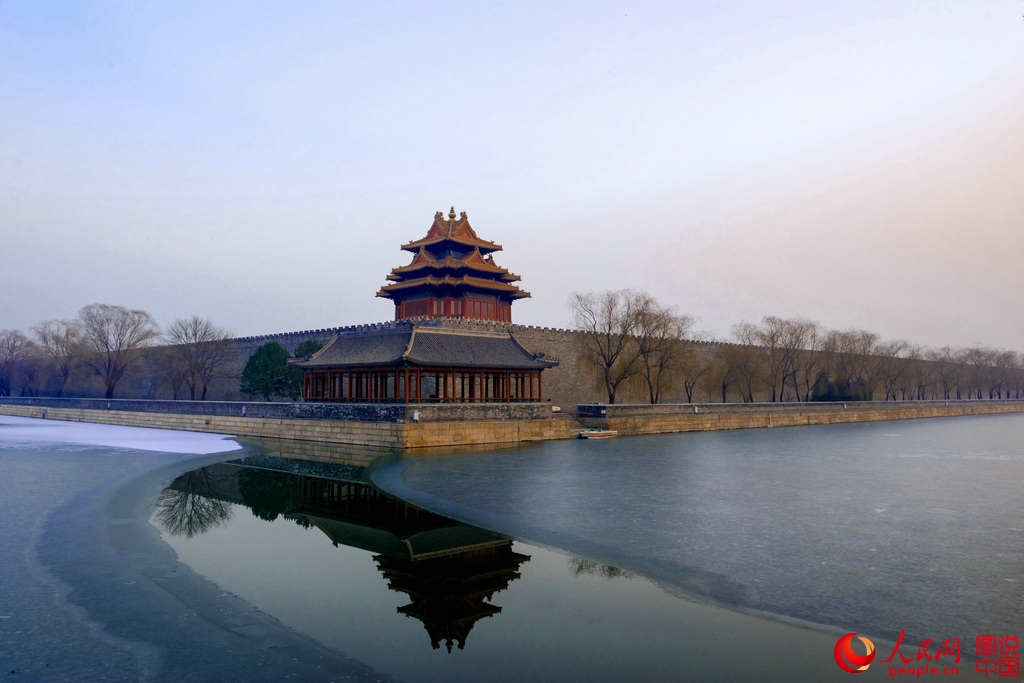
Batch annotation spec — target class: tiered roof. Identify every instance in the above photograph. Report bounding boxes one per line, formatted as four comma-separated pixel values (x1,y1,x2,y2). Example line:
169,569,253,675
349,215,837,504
291,322,556,371
376,207,531,305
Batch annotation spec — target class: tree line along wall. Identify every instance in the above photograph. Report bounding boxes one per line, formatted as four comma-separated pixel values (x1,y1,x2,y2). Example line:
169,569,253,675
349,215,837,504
229,324,1024,407
11,321,1021,408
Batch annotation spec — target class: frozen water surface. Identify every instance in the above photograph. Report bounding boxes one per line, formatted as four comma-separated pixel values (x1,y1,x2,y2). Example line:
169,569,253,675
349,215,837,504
156,457,865,682
3,412,1018,682
373,414,1024,651
0,415,390,682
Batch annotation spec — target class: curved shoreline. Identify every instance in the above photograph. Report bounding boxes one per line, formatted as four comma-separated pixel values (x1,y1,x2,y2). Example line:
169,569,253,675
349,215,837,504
0,416,394,682
87,448,395,682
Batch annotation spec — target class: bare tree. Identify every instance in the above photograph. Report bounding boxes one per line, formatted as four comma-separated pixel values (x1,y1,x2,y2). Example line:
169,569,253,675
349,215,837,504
989,350,1018,399
744,317,787,402
704,344,745,403
569,290,649,404
153,347,190,400
163,315,234,400
31,319,81,397
960,346,995,399
931,347,962,400
678,340,717,403
728,326,765,403
17,354,44,396
894,346,933,400
154,468,233,538
781,318,822,402
0,329,33,397
635,303,696,404
76,303,160,399
1012,353,1024,400
846,330,885,400
567,557,633,579
875,340,911,401
735,315,817,402
815,329,868,400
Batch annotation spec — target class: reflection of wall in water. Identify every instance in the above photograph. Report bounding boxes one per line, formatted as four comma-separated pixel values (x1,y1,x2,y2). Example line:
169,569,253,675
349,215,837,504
242,436,397,468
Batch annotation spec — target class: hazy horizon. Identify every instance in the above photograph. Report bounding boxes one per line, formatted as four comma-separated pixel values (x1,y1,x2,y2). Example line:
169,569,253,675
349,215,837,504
3,2,1022,351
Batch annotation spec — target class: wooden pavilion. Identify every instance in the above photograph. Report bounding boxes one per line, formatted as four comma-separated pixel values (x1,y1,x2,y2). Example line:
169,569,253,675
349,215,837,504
292,321,555,403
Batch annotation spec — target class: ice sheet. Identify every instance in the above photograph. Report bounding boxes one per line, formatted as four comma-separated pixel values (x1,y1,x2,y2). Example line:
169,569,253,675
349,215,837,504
0,427,383,681
0,414,241,454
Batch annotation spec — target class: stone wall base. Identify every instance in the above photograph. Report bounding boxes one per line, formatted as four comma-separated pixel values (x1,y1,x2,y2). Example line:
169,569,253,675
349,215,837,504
3,401,1021,451
0,404,573,450
577,401,1024,436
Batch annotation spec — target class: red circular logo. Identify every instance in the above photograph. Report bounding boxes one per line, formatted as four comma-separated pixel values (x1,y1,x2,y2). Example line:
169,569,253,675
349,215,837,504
835,632,876,674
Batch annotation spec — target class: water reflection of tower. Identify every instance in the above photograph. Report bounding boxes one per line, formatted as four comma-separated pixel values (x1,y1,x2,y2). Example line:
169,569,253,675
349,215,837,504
377,544,530,653
295,475,530,653
161,461,532,652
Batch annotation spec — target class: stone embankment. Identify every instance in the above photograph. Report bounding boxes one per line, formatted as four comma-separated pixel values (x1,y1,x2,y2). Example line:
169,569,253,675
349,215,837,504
0,397,571,449
1,397,1020,450
576,399,1024,435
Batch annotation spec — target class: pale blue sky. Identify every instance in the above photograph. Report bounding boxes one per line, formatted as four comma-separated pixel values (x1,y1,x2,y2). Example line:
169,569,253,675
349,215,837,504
2,1,1022,350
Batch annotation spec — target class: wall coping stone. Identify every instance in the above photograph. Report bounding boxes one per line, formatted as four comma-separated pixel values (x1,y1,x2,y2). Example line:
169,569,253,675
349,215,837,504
576,399,1024,418
0,397,556,423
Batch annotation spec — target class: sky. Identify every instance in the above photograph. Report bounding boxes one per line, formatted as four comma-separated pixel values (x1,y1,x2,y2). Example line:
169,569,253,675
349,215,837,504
2,1,1022,351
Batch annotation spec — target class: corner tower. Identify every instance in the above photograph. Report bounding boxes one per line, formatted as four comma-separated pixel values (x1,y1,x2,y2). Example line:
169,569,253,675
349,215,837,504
376,207,531,322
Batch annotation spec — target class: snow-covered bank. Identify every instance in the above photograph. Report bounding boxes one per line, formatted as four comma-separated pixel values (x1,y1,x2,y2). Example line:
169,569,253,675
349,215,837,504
0,414,241,454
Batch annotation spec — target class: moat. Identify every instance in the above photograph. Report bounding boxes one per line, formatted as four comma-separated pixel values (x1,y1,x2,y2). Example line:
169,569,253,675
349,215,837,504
2,413,1020,681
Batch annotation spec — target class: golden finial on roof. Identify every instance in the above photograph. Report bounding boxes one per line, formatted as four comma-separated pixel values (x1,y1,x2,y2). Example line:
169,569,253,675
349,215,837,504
449,206,456,220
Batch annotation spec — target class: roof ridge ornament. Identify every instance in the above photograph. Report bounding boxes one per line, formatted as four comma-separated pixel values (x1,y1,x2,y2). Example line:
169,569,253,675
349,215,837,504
449,206,456,220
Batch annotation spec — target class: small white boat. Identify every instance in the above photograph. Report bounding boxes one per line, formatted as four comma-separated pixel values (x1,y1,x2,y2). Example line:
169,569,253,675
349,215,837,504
578,428,618,439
